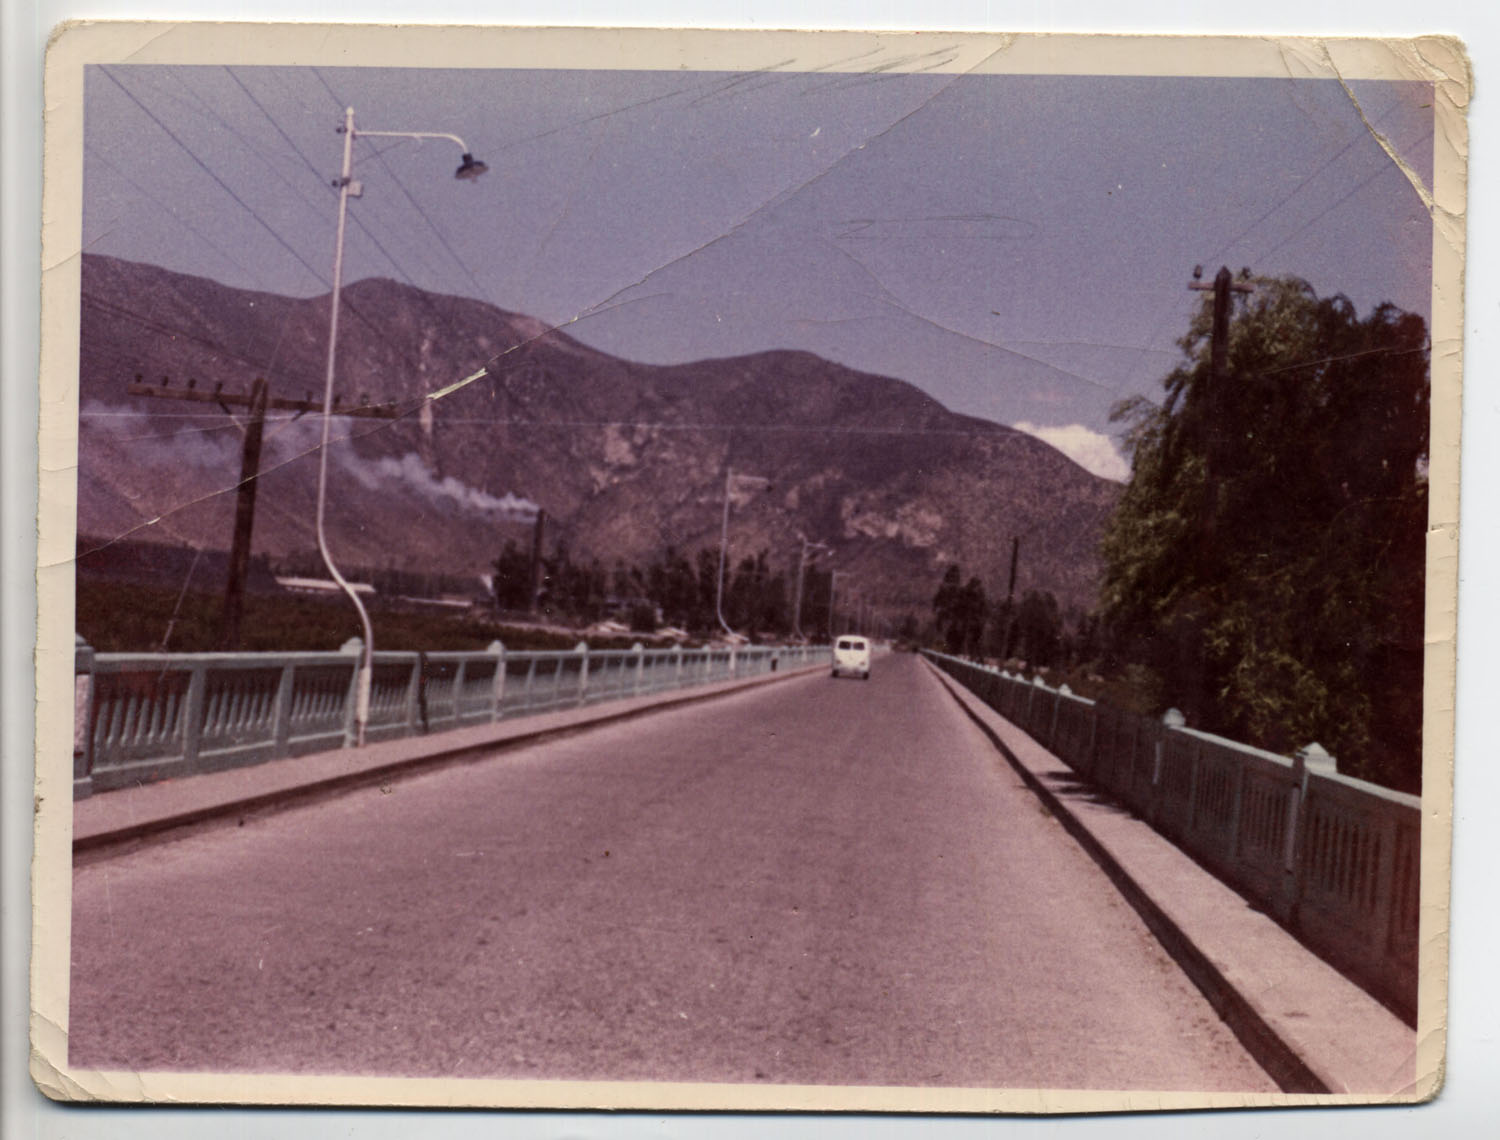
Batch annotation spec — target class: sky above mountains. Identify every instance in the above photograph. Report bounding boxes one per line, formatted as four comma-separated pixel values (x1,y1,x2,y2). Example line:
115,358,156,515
82,59,1435,479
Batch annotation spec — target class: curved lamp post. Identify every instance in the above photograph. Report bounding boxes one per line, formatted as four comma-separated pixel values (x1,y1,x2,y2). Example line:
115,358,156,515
714,468,771,639
828,570,852,639
318,106,487,747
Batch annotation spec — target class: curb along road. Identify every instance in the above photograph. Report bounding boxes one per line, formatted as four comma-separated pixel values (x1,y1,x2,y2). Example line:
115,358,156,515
73,661,827,861
922,657,1420,1099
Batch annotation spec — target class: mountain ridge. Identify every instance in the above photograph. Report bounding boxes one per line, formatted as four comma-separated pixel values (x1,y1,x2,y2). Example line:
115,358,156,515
76,253,1118,620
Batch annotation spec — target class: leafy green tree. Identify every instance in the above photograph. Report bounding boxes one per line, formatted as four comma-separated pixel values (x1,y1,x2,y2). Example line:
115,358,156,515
727,549,789,636
959,577,989,657
696,548,722,631
933,565,988,656
1102,275,1428,791
646,546,699,629
933,564,966,654
491,540,533,611
1015,590,1062,668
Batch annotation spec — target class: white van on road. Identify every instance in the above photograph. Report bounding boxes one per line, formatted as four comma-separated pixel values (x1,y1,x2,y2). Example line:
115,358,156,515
831,636,872,680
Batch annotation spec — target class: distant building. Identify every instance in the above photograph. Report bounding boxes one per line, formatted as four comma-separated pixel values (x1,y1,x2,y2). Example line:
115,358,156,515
274,576,376,598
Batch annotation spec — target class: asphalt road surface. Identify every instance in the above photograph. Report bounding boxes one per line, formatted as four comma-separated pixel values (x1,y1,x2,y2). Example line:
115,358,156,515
69,652,1276,1091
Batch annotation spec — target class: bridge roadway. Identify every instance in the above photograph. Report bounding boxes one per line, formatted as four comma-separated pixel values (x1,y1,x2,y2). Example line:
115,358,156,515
68,651,1277,1091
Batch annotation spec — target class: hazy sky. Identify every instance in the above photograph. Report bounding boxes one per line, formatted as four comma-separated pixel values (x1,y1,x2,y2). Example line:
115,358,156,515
82,64,1435,479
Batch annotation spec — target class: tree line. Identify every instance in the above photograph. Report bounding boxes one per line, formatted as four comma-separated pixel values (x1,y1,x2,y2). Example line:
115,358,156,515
1103,275,1427,792
492,540,860,641
930,565,1093,671
931,274,1427,793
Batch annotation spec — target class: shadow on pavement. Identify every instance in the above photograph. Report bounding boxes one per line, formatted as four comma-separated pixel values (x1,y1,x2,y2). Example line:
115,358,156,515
1037,769,1139,817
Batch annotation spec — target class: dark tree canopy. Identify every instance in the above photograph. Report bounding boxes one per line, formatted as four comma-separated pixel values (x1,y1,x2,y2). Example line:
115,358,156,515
1101,276,1428,791
491,540,533,612
933,564,988,657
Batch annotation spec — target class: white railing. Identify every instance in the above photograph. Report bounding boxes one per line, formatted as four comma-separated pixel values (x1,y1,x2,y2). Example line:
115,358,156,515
923,649,1420,1022
73,637,825,800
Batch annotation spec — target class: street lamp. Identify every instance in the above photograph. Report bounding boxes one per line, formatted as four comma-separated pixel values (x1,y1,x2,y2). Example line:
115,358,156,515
714,467,771,638
828,570,852,639
318,106,487,747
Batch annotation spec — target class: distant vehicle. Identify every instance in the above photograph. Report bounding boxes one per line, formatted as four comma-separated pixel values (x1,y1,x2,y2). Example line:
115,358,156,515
831,636,871,680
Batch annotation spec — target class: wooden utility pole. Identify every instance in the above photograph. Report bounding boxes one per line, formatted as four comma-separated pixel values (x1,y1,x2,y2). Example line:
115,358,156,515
127,374,401,648
222,378,269,649
1003,534,1020,660
1183,267,1255,724
1188,267,1256,489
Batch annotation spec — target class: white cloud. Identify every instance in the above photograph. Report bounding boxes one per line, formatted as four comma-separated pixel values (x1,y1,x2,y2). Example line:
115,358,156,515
1012,421,1130,482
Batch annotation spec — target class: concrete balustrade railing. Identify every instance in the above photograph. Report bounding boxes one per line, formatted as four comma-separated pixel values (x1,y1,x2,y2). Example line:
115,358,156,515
923,649,1421,1021
74,638,826,801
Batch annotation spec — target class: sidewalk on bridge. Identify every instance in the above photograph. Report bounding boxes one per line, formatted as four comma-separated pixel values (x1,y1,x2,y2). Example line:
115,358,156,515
924,660,1418,1100
73,661,825,856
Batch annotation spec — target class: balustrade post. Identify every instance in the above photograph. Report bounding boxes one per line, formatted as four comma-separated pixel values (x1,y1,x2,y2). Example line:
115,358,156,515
1371,810,1402,961
575,641,590,705
74,635,96,798
1286,743,1335,923
1151,709,1183,827
339,637,363,748
729,644,738,678
1226,752,1247,864
271,662,296,759
1185,739,1202,835
1084,701,1099,778
674,646,684,690
488,641,506,722
181,660,208,774
451,659,468,727
632,642,645,696
403,653,422,735
1281,748,1307,922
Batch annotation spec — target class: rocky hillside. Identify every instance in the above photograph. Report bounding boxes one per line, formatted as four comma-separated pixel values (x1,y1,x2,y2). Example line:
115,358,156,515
76,254,1119,618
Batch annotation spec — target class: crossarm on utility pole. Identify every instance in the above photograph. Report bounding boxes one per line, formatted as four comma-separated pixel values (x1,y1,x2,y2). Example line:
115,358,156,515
129,378,403,419
125,374,404,651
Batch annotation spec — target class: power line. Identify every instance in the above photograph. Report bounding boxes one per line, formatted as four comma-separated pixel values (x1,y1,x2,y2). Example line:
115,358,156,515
100,66,435,383
1259,129,1434,261
82,292,306,376
365,138,492,302
208,70,469,376
84,141,265,287
98,67,334,300
1120,102,1423,398
91,72,324,388
1203,100,1413,270
306,69,499,350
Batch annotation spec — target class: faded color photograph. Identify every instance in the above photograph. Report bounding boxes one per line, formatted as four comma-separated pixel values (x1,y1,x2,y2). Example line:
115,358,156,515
35,25,1462,1112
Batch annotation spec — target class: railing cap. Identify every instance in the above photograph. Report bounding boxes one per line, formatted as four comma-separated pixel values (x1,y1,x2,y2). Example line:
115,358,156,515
1297,742,1338,773
340,637,363,654
1161,707,1187,728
